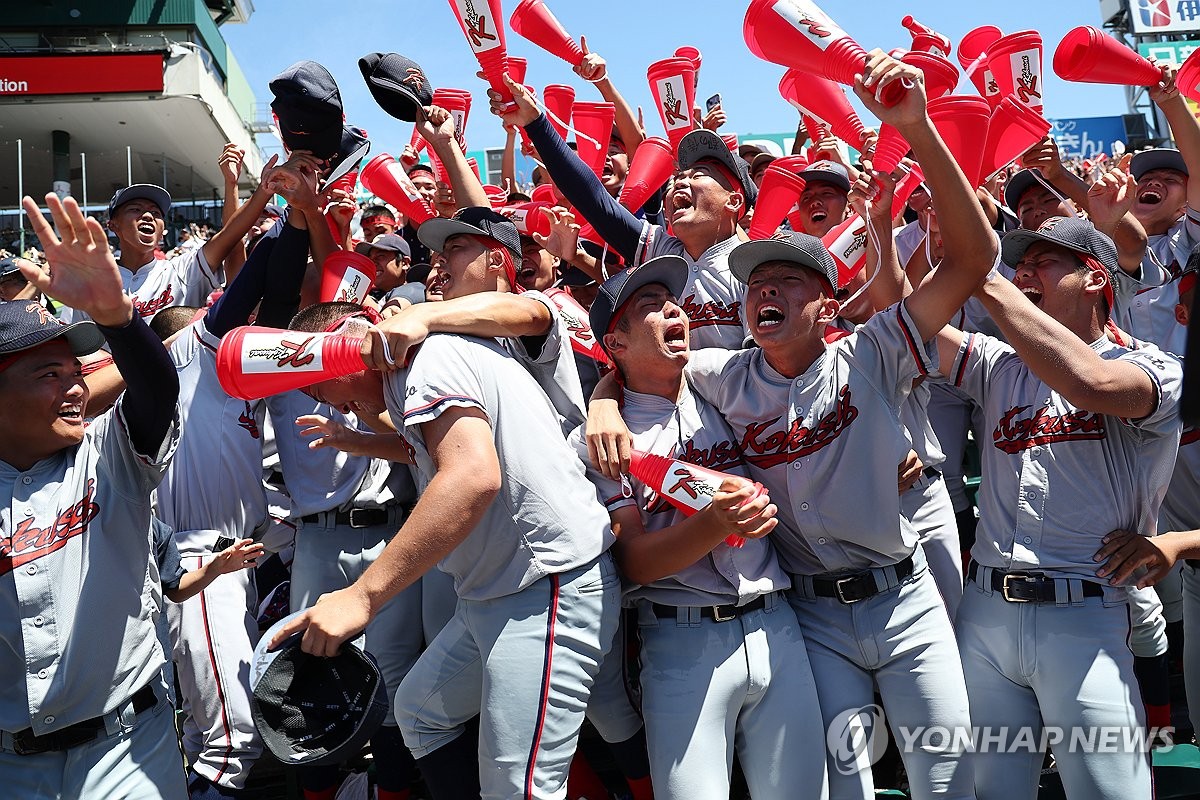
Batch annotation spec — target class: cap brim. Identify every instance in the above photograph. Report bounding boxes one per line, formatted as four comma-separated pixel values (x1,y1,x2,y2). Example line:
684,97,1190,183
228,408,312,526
612,256,689,315
5,320,106,359
1131,149,1188,181
111,185,172,217
796,170,850,193
1000,228,1092,268
728,239,831,285
1004,171,1039,212
417,217,491,255
324,135,371,188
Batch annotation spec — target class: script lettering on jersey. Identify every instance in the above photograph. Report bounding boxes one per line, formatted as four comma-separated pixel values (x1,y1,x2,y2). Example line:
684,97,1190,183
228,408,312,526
679,294,741,328
737,385,859,469
991,404,1106,454
132,285,175,318
1016,55,1040,104
238,402,260,439
0,479,100,575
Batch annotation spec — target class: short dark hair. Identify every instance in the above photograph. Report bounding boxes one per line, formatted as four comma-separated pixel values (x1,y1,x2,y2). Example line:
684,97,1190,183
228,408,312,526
360,205,395,221
150,306,201,340
289,301,364,333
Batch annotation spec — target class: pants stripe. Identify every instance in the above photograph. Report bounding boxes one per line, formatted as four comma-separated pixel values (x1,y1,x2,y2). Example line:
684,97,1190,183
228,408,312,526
524,574,560,800
198,558,235,782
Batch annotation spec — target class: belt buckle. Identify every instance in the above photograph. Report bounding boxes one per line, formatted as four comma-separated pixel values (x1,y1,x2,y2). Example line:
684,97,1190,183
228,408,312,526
710,605,737,623
12,730,43,756
348,509,370,528
835,576,864,604
1001,573,1032,603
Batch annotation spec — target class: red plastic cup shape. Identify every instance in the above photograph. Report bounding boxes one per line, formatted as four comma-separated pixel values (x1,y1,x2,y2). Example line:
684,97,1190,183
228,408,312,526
779,70,868,148
542,84,576,140
1053,26,1163,86
871,126,911,175
748,167,807,239
905,51,960,99
510,0,585,66
744,0,905,106
647,57,697,153
627,450,745,547
773,154,810,174
326,168,359,197
980,96,1052,182
506,56,528,85
359,153,436,226
892,163,926,209
675,46,703,83
803,114,830,144
722,133,739,153
927,94,992,187
958,25,1003,103
902,15,951,58
320,251,375,305
499,201,553,238
445,0,513,109
531,183,557,204
573,101,616,178
432,88,472,150
407,126,427,156
618,137,676,212
1178,48,1200,104
985,30,1043,110
482,184,508,209
216,326,368,401
821,213,869,288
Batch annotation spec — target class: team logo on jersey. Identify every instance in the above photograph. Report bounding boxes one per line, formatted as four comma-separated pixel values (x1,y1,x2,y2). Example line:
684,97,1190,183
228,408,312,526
645,438,741,515
736,385,859,469
0,479,100,576
237,402,260,439
679,295,742,329
991,404,1107,454
133,285,175,318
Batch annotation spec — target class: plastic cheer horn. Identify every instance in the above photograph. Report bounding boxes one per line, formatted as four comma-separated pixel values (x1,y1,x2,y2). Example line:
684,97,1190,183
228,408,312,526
1177,48,1200,104
872,51,960,173
483,184,508,209
745,0,906,106
359,153,436,226
446,0,514,109
543,287,612,367
618,136,675,213
217,326,369,401
509,0,585,67
432,88,472,151
506,56,528,85
675,46,703,80
1053,26,1164,86
542,84,576,140
320,251,375,305
748,166,807,240
985,30,1043,110
927,94,992,187
822,214,869,288
627,450,758,547
958,25,1003,106
980,96,1051,182
902,15,951,57
498,201,553,238
779,70,868,149
647,57,697,153
572,101,616,178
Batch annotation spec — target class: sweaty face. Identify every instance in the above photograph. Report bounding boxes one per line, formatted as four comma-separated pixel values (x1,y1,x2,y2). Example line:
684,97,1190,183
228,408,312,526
797,182,848,237
303,370,386,417
0,339,89,469
744,261,835,347
666,162,742,232
1133,168,1188,230
432,235,494,301
607,284,690,371
110,199,164,251
518,239,558,292
1012,241,1103,322
1016,185,1071,231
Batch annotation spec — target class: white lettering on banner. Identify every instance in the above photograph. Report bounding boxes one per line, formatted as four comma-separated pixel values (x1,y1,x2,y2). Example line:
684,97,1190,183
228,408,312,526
0,79,29,93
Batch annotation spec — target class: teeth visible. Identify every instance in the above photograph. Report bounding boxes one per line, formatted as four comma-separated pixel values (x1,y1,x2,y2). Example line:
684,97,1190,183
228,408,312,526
757,305,785,325
1139,191,1162,204
811,212,827,222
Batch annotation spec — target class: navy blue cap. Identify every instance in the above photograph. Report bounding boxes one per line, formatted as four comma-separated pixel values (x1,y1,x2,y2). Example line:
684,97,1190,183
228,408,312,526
588,255,689,351
1131,148,1187,181
0,300,104,357
358,53,433,123
418,207,521,262
676,130,758,207
109,184,171,218
270,60,344,160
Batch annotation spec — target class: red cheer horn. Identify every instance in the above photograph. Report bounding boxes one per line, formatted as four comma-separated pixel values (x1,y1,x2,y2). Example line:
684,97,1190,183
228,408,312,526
1053,26,1163,87
779,70,868,149
482,184,508,209
803,114,830,145
217,326,369,401
446,0,514,109
745,0,906,106
320,251,375,305
499,201,553,238
407,126,428,158
432,88,472,150
573,101,615,178
774,154,811,174
902,15,951,57
822,213,869,288
675,45,703,83
1178,48,1200,104
531,183,557,203
892,162,926,210
980,96,1051,182
543,287,613,367
647,57,697,153
748,166,807,240
542,84,576,140
985,30,1043,110
722,133,739,153
958,25,1003,106
510,0,585,67
628,450,755,547
360,153,436,226
927,94,992,187
506,55,528,85
872,52,960,174
466,157,482,183
618,136,675,212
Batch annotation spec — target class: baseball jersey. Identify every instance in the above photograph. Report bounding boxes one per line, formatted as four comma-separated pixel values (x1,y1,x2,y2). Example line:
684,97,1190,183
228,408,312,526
153,320,268,549
1113,215,1198,356
503,290,588,434
1160,423,1200,533
945,330,1182,579
633,233,751,350
685,301,933,575
383,333,614,601
569,384,789,607
60,248,222,324
0,402,180,734
895,218,927,271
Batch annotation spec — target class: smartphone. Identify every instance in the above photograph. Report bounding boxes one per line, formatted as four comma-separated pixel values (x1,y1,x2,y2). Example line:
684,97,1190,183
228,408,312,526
706,93,722,113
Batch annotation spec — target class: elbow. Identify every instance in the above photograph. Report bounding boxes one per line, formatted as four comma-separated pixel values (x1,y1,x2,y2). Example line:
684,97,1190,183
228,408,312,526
613,546,658,586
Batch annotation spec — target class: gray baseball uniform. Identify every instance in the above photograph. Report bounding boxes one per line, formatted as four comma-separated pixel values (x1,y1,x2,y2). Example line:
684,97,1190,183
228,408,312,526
1112,215,1198,356
60,248,222,324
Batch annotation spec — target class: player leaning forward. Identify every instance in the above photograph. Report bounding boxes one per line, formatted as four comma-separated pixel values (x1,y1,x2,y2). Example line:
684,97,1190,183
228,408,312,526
0,195,184,797
272,213,621,799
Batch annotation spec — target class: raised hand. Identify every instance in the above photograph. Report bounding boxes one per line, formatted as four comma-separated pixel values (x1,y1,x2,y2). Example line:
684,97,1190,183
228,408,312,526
489,74,541,129
219,143,247,186
1087,153,1136,228
532,206,581,262
575,36,607,83
854,49,929,132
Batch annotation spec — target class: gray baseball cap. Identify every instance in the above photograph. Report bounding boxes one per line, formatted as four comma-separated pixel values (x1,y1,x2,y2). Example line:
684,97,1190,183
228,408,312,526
676,130,758,207
108,184,171,218
728,231,839,290
1130,148,1187,181
417,206,522,262
589,255,689,347
797,160,851,193
1000,216,1118,307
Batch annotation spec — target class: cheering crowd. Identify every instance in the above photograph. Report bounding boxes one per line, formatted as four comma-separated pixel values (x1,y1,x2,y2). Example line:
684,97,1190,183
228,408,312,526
2,6,1200,800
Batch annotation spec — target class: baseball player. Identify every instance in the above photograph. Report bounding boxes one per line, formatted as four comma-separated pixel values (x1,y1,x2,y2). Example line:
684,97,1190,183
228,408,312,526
936,216,1182,799
0,194,183,797
793,160,853,238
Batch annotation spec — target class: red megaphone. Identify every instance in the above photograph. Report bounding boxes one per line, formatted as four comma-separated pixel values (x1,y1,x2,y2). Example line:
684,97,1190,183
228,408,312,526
892,162,926,210
618,137,675,212
803,114,830,144
573,101,615,178
902,15,951,57
498,201,553,238
483,184,508,209
543,84,576,140
1178,48,1200,104
927,95,992,188
774,154,811,174
1053,26,1164,87
628,450,752,547
510,0,585,66
980,96,1051,182
745,0,906,106
446,0,514,109
675,46,703,78
748,166,807,240
958,25,1004,106
872,52,960,173
432,88,472,150
531,183,557,203
821,213,869,288
320,251,375,305
359,153,436,226
779,70,868,148
647,57,697,153
985,31,1043,110
722,133,739,153
216,326,369,401
506,56,528,85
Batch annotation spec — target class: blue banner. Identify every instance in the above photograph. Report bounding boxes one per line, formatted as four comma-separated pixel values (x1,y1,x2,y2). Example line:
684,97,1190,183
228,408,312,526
1048,116,1129,160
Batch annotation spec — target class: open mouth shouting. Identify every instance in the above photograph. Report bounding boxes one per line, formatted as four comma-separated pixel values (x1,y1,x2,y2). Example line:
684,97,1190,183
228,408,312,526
663,320,687,352
755,302,786,331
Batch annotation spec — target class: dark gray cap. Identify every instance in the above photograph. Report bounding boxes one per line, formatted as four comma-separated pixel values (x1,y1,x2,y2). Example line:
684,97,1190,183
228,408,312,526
588,255,689,348
0,300,104,357
358,53,433,123
676,129,758,207
418,206,522,262
108,184,171,218
1131,148,1187,181
728,231,839,290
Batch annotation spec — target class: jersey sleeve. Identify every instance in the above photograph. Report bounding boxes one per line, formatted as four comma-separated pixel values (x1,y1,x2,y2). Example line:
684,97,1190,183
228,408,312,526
88,400,181,501
1117,346,1184,436
848,299,938,403
400,335,490,429
567,424,635,512
167,248,223,307
505,290,564,367
944,330,1016,407
152,517,186,592
682,347,741,408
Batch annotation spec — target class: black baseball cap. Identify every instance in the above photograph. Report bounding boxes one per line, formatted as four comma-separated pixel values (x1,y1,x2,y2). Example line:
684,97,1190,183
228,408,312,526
588,255,689,351
676,130,758,207
108,184,171,218
270,60,344,161
359,53,433,123
355,233,411,258
1131,148,1188,181
418,207,522,262
728,231,839,291
797,160,851,193
1001,216,1118,305
325,125,371,188
0,257,23,280
1004,168,1049,213
0,300,104,361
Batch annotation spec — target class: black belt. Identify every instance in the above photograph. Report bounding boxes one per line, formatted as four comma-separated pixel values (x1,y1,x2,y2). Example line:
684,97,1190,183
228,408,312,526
968,562,1104,603
8,684,157,756
652,593,768,623
302,508,391,528
922,466,940,480
811,555,915,604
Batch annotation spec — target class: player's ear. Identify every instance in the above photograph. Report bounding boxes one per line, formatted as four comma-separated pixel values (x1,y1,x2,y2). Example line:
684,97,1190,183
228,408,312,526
817,296,840,326
602,331,624,357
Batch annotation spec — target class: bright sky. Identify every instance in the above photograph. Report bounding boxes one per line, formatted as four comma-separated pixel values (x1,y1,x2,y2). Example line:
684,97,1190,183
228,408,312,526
222,0,1130,155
